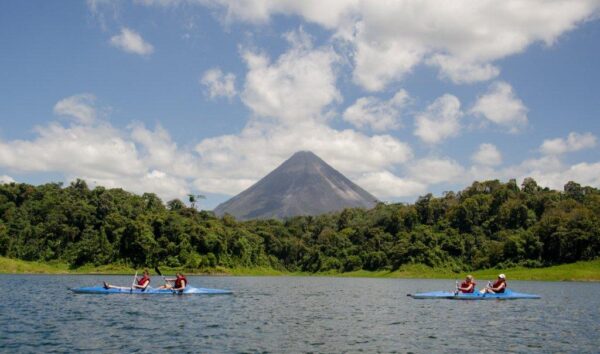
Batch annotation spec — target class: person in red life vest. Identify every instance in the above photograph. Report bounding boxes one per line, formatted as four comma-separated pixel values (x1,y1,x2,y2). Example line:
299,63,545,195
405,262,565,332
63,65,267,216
103,269,151,291
457,275,476,293
481,274,507,294
158,272,188,292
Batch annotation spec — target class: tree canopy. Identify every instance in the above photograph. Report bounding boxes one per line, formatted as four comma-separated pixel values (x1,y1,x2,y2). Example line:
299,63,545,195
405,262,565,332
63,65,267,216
0,178,598,272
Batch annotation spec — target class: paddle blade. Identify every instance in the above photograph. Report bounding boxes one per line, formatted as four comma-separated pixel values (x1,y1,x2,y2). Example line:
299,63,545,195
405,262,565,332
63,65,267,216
154,266,163,276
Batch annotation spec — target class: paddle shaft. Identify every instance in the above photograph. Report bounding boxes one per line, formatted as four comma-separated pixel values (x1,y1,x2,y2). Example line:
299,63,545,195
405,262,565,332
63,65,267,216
154,266,171,286
131,271,138,293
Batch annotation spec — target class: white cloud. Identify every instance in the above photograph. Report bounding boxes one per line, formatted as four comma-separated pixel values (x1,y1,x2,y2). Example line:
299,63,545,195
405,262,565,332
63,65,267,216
472,143,502,166
190,30,414,195
0,121,192,201
343,90,409,132
506,157,600,191
356,171,426,198
169,1,600,89
129,122,199,178
87,0,120,30
414,94,462,144
0,123,144,178
470,81,528,132
241,29,341,124
0,95,197,202
408,157,465,185
540,132,597,155
53,94,97,125
109,27,154,55
85,170,189,202
200,68,237,99
194,120,413,195
0,175,15,184
427,54,500,84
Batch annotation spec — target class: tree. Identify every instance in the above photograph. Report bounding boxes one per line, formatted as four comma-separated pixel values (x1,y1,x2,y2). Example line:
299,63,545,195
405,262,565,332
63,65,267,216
188,194,206,209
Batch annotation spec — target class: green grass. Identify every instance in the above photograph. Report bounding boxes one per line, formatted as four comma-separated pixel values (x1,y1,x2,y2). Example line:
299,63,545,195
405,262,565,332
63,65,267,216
332,260,600,281
1,256,598,281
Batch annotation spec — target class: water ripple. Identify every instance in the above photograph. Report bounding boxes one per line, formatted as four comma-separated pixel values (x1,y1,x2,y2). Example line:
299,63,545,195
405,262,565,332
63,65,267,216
0,275,599,353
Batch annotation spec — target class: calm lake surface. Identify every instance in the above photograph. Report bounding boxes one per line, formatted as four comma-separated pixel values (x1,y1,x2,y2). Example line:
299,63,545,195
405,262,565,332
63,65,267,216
1,275,598,353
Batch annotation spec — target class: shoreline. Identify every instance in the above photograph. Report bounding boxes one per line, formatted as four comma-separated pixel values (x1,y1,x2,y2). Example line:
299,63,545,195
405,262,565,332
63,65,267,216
1,256,599,281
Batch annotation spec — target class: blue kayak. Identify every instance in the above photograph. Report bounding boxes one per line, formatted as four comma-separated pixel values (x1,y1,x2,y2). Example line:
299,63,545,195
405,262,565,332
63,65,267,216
70,286,232,295
408,289,540,300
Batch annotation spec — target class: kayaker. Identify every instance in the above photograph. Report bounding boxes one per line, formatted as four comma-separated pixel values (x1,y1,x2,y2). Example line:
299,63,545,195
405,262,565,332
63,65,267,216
158,272,188,292
103,269,151,291
481,274,507,294
457,275,476,293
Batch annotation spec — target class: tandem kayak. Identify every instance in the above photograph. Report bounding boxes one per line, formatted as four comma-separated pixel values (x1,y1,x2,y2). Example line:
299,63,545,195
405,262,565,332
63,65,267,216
407,289,540,300
70,286,233,295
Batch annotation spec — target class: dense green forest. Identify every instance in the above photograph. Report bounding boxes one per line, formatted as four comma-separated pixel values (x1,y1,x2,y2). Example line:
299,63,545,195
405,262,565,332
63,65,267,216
0,178,598,272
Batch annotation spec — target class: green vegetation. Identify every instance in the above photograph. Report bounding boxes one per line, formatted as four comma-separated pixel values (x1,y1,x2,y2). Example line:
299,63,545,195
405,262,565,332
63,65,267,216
2,255,598,281
0,178,599,281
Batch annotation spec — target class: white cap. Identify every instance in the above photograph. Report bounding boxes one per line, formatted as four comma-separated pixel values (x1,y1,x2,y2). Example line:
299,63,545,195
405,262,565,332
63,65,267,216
498,274,506,279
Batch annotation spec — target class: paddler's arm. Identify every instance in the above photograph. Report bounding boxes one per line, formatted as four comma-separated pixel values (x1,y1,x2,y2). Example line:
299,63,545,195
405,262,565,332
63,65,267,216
133,279,150,289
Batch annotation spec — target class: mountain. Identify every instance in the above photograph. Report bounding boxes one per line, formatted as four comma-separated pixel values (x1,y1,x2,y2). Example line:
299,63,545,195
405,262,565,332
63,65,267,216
213,151,378,220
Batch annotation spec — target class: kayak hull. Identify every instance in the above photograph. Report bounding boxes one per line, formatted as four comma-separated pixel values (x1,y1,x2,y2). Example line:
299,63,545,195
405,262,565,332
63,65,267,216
408,289,540,300
70,286,232,295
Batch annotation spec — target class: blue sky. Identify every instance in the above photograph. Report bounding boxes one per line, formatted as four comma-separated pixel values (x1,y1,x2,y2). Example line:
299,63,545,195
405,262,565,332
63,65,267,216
1,1,599,210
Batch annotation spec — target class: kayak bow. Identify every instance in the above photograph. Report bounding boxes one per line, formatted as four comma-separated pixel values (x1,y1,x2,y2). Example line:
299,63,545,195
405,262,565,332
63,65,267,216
70,285,233,295
407,289,540,300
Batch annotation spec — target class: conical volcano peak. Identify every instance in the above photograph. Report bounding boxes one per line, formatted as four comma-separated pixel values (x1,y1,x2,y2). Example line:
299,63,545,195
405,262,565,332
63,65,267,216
214,151,377,220
282,150,322,165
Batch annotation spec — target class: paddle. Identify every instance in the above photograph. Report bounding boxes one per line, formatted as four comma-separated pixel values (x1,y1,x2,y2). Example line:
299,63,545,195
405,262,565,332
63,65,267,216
479,281,491,294
154,266,173,292
154,266,167,281
131,271,138,293
454,280,459,295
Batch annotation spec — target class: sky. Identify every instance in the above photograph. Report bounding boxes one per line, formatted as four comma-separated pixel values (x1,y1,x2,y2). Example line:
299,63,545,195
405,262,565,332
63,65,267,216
0,0,599,210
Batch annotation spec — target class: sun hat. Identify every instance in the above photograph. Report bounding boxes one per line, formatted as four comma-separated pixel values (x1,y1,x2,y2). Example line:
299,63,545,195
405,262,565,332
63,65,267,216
498,274,506,279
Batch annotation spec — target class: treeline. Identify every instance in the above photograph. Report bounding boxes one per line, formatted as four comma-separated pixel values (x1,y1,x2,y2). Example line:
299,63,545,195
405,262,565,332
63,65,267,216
0,178,599,272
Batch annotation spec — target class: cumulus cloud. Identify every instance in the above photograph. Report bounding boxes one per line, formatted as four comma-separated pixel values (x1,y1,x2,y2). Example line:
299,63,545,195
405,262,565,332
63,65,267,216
159,1,600,89
470,81,528,132
200,68,237,99
540,132,597,155
427,55,500,84
0,95,196,202
472,143,502,166
501,156,600,191
356,171,427,198
241,29,341,124
187,29,416,196
110,27,154,55
414,94,462,144
0,121,192,201
194,120,413,195
53,94,97,124
0,175,15,184
343,90,410,132
408,157,465,185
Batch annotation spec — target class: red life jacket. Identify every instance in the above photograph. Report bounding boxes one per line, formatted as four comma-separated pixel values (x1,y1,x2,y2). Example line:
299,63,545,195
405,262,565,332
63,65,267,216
460,281,476,293
175,275,187,289
492,279,506,293
137,275,150,287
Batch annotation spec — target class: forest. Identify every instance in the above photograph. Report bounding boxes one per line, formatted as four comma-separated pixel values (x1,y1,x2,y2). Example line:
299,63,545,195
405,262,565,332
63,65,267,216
0,178,598,273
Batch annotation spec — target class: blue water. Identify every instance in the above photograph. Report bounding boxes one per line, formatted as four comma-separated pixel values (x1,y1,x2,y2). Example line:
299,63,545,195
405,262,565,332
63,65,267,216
0,275,598,353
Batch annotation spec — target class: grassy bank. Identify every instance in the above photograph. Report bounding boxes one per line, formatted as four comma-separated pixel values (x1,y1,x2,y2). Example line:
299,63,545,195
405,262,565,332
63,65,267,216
1,256,598,281
335,260,600,281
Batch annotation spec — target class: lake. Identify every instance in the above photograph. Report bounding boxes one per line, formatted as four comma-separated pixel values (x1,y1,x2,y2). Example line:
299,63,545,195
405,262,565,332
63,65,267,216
0,275,598,353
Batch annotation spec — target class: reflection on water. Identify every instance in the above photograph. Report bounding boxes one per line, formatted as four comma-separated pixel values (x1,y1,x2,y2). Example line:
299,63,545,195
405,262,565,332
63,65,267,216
0,275,598,353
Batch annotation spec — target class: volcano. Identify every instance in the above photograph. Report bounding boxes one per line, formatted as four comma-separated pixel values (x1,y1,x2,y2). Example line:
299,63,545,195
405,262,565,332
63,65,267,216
213,151,378,220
